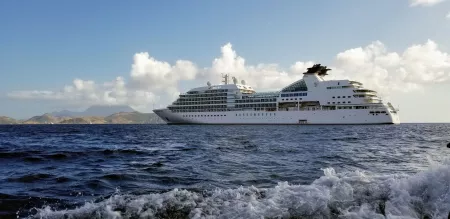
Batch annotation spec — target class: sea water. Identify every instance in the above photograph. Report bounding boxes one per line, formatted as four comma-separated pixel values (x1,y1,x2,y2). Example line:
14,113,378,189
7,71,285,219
0,124,449,218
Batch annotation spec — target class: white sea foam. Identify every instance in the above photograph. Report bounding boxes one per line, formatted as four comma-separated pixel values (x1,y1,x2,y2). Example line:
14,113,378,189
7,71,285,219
29,162,450,219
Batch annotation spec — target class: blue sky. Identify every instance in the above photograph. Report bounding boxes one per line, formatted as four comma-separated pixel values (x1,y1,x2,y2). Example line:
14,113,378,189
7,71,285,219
1,0,449,121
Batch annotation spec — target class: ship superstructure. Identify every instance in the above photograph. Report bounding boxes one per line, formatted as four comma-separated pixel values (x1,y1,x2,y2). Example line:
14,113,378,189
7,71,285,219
153,64,400,124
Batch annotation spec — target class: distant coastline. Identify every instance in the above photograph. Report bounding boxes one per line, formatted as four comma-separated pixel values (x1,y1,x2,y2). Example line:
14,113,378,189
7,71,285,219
0,112,165,125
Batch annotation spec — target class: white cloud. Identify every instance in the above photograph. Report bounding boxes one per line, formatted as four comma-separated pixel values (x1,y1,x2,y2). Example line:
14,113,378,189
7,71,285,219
409,0,447,6
447,12,450,19
202,43,314,91
332,40,450,97
8,77,160,110
129,52,197,92
7,40,450,112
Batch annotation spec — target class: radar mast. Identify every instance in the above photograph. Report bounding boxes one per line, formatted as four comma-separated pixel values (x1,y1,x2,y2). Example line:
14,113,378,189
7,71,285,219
221,73,230,85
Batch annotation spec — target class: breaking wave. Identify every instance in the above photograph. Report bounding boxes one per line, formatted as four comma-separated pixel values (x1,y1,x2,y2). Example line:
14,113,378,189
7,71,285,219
27,162,450,219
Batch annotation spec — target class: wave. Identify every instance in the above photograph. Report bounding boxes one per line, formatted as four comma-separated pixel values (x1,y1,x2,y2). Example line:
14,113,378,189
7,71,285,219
26,162,450,219
0,148,148,162
8,173,55,183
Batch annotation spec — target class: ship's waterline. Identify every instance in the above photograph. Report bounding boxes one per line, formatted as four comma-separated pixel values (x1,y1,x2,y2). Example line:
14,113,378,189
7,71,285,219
154,64,400,125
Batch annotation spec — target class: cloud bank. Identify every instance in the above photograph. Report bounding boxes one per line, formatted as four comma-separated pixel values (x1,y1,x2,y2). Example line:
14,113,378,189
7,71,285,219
409,0,447,6
7,40,450,112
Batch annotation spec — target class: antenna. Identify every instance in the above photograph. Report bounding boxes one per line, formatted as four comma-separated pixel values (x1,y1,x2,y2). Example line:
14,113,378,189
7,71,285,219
221,73,229,85
232,76,238,84
241,80,246,85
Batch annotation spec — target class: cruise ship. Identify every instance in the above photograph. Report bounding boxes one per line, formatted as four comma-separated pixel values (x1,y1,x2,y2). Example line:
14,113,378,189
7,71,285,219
153,64,400,124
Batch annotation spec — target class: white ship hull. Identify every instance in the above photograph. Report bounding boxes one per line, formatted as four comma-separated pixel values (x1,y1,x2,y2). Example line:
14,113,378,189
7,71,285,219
154,109,400,125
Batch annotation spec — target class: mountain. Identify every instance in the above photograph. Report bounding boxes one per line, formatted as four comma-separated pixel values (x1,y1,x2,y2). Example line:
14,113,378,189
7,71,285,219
82,105,135,117
56,112,164,124
1,107,165,124
51,105,136,117
23,114,67,124
59,117,106,124
0,116,17,124
51,110,78,117
105,112,165,124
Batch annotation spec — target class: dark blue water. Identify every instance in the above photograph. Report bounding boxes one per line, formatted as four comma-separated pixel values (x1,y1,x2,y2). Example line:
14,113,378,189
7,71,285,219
0,124,449,218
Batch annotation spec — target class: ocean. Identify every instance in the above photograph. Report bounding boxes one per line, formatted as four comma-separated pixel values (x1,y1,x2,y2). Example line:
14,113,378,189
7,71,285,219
0,124,449,219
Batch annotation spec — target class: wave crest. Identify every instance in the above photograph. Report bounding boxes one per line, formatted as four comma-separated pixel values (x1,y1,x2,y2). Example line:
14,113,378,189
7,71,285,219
29,163,450,219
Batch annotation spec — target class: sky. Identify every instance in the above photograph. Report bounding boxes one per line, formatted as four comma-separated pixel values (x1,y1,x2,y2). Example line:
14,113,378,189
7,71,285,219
0,0,449,122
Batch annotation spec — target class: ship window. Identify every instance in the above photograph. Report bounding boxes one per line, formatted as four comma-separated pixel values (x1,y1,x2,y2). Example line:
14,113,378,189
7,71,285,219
342,96,345,98
338,82,340,85
338,96,340,98
327,102,330,104
333,102,335,104
332,96,335,98
295,98,297,100
348,101,351,103
281,79,308,92
348,96,351,98
338,102,340,104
